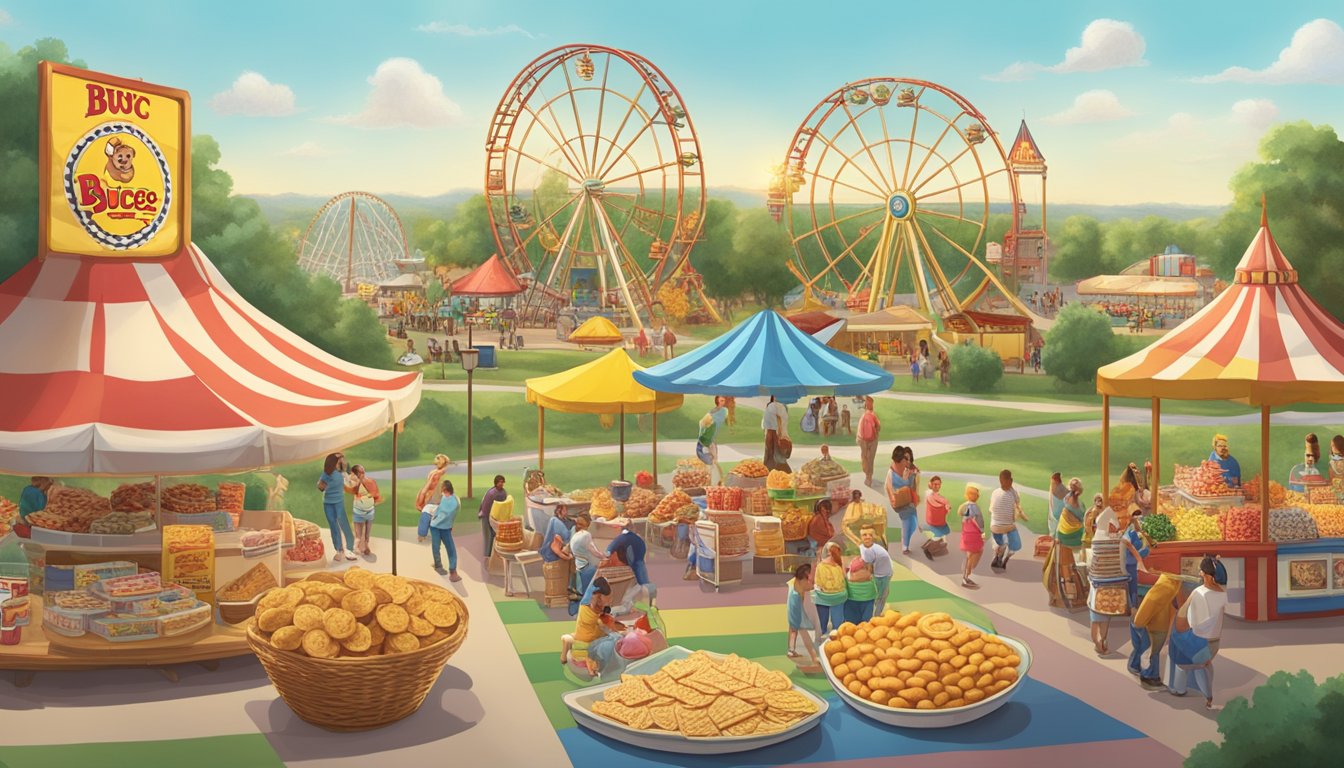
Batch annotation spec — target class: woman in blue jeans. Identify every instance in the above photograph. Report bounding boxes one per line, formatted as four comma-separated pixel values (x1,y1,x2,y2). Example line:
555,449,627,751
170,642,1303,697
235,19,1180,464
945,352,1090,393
887,446,919,555
317,453,357,561
430,480,462,582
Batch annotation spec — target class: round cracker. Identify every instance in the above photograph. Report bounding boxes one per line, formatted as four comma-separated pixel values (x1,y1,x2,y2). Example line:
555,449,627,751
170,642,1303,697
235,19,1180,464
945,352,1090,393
306,572,343,585
407,615,435,638
368,621,387,647
292,604,325,632
375,574,414,605
341,589,377,619
258,606,296,633
419,585,455,604
342,568,376,590
423,601,459,629
321,584,354,602
386,632,420,654
340,622,372,653
270,625,305,651
375,603,410,634
301,628,338,658
258,586,302,612
404,594,426,618
323,607,358,640
371,587,393,606
302,593,335,611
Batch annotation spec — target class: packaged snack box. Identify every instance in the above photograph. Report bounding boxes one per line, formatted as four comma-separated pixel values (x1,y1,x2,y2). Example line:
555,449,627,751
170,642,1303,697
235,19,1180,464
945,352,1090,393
162,525,215,604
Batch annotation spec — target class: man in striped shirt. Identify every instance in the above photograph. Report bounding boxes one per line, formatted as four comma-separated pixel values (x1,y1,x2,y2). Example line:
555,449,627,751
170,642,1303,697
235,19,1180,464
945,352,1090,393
989,469,1029,571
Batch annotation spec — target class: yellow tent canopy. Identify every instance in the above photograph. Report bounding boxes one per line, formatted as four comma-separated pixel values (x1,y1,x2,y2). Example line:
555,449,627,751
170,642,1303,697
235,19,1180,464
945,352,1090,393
567,315,625,346
525,348,684,480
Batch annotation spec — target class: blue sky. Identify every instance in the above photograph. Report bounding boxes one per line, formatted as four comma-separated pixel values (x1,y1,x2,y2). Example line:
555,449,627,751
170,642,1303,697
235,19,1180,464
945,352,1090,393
4,1,1343,205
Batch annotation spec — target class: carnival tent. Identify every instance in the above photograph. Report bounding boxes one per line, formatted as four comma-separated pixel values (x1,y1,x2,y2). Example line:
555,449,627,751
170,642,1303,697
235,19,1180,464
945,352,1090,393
525,348,683,479
843,305,934,333
0,246,422,476
449,253,524,297
567,315,625,346
1096,206,1344,541
785,310,843,338
1076,274,1200,297
633,309,894,397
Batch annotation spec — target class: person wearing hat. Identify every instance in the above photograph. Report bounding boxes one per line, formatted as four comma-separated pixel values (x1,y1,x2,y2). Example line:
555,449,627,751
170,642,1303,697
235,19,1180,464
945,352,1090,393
1208,434,1241,488
1166,556,1229,709
1288,433,1328,493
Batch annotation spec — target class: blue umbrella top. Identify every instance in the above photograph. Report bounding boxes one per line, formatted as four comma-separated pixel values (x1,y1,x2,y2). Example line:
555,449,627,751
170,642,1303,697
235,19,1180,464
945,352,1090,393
633,310,894,398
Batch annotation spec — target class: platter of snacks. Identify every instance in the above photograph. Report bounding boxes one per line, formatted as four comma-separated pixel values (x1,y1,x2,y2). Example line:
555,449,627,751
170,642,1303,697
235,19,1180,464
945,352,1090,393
820,610,1031,728
563,647,827,754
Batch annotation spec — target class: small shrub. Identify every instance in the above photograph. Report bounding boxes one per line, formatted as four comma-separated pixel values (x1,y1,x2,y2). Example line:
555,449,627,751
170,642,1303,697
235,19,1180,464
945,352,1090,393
948,343,1003,393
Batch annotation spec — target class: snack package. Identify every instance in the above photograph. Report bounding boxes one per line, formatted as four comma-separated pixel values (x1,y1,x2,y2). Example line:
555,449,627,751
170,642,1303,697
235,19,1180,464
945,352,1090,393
73,561,137,589
162,525,215,604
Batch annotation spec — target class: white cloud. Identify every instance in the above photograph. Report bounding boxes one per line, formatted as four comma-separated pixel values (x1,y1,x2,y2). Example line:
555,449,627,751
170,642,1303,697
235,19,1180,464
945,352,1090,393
209,72,296,117
1042,90,1136,124
416,21,534,38
986,18,1146,80
328,58,463,129
0,10,12,26
1196,19,1344,84
1230,98,1280,130
282,141,334,158
1111,99,1280,163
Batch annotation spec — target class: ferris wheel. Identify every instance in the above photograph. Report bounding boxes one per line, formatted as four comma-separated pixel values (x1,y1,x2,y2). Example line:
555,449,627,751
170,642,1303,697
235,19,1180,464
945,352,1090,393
296,192,409,293
773,79,1033,321
485,44,717,329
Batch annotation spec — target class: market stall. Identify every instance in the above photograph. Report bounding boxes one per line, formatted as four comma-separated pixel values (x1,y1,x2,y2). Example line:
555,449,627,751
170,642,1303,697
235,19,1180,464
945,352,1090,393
1,63,422,676
834,305,934,364
1097,204,1344,620
633,310,893,589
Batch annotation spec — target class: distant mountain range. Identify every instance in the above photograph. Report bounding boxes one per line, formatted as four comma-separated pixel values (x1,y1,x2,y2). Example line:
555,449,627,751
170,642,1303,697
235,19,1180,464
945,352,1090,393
243,189,1227,229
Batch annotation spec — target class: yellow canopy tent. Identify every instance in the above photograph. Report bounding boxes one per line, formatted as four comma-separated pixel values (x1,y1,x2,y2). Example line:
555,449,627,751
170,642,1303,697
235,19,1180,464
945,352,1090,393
525,348,684,481
567,315,625,347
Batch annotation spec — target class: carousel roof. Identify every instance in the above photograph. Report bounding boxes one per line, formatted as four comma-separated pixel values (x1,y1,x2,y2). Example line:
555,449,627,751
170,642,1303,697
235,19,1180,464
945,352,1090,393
1097,207,1344,405
632,309,893,398
1076,275,1200,297
449,253,523,297
0,246,422,475
567,315,625,345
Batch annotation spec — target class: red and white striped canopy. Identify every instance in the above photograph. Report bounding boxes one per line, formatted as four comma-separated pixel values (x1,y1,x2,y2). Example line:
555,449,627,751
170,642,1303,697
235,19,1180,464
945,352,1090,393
0,246,421,475
1097,218,1344,406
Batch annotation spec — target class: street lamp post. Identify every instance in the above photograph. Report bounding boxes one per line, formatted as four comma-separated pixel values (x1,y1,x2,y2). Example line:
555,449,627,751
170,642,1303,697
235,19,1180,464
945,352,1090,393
460,347,480,499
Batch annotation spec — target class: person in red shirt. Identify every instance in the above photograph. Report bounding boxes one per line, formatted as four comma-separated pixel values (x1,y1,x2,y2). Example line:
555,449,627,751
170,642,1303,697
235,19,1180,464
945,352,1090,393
921,475,951,559
807,499,836,554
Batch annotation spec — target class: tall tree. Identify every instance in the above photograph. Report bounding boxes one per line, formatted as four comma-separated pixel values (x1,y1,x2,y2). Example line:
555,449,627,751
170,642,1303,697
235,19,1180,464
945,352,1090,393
425,195,494,269
1213,122,1344,310
731,208,796,307
1049,215,1105,281
692,199,742,308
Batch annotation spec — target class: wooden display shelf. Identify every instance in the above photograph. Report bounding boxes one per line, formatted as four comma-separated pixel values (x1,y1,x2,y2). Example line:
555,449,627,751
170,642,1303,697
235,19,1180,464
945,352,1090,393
0,595,251,672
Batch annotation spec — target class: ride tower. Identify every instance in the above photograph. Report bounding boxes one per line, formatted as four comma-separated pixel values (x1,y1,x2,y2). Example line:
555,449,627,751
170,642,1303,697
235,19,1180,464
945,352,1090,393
1001,120,1048,291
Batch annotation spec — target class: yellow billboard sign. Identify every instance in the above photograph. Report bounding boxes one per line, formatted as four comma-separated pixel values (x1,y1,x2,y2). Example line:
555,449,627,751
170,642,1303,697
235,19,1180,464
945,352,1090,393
39,62,191,259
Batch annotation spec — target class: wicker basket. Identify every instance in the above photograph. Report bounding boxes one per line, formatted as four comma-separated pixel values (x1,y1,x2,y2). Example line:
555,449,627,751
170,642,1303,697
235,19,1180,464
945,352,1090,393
246,581,469,731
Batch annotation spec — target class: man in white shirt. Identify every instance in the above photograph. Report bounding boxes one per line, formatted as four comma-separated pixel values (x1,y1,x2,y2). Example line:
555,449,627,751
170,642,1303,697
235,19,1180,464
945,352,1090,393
860,526,894,614
988,469,1029,571
762,396,791,472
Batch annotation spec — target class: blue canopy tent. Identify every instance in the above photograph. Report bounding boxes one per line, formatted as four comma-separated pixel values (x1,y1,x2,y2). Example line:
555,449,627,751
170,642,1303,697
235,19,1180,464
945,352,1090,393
632,310,894,397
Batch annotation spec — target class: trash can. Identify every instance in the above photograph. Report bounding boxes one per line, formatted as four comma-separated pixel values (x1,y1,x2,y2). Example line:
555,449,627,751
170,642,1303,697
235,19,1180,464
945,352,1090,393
471,344,497,369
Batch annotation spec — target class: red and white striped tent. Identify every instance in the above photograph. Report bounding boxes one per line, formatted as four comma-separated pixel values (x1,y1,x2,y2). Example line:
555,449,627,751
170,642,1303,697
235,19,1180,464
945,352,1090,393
0,246,421,475
1098,211,1344,406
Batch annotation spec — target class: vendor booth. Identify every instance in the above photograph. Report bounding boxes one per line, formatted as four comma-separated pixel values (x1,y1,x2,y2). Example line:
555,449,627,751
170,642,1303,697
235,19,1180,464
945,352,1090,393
837,305,934,364
566,315,625,347
1097,205,1344,621
0,63,422,679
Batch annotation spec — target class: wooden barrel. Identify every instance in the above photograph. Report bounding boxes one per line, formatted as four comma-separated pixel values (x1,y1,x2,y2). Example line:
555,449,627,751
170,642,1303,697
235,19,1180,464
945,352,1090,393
543,559,572,606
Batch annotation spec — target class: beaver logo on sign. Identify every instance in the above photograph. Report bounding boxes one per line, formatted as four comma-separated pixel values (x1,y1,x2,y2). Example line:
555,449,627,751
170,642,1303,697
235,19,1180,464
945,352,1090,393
62,122,173,250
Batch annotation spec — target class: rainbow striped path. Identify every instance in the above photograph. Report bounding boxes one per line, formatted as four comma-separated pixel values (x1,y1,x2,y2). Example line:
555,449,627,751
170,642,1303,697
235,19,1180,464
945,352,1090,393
486,549,1179,766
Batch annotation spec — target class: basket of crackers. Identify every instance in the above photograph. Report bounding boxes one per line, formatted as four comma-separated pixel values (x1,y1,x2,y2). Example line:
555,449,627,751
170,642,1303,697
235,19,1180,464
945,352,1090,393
561,647,827,755
245,567,469,731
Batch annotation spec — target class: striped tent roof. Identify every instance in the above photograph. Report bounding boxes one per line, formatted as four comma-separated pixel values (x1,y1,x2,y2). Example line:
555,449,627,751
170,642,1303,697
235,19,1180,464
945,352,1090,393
1097,212,1344,405
0,246,421,475
632,309,893,398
